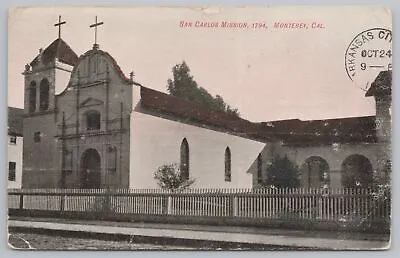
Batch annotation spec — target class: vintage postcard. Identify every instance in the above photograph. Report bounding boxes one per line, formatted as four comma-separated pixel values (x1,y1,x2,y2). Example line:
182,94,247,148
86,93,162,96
7,6,391,250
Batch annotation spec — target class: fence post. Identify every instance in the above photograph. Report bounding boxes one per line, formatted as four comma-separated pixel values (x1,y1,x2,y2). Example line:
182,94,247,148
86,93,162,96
104,188,111,217
60,194,65,212
318,189,323,219
162,194,169,215
230,195,237,217
167,195,172,215
19,193,24,210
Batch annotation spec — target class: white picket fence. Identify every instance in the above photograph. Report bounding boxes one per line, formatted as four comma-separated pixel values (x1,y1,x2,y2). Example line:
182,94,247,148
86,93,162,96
8,187,390,224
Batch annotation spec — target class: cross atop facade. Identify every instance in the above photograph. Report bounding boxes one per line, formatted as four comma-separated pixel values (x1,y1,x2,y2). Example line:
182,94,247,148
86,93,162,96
90,16,104,48
54,15,66,39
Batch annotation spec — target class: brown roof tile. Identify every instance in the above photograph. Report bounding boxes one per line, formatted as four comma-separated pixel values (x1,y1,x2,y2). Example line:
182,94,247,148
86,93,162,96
140,86,377,145
255,116,377,145
140,86,266,140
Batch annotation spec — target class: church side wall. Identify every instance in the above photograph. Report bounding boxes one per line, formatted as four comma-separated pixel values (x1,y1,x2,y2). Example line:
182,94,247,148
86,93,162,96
129,107,266,189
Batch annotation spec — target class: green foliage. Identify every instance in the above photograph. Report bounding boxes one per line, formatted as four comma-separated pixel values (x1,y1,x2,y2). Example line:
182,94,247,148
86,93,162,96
167,61,240,117
154,163,195,191
264,155,300,188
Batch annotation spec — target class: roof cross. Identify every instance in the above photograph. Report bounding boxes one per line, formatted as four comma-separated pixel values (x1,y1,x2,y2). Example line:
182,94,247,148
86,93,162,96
54,15,66,39
90,16,104,48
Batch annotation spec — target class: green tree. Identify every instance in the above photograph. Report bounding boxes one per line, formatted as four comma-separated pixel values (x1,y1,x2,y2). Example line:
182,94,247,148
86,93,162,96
154,163,195,191
167,61,240,117
264,155,300,188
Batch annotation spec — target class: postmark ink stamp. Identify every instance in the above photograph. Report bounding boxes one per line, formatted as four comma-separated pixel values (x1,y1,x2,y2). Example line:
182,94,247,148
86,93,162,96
345,28,392,88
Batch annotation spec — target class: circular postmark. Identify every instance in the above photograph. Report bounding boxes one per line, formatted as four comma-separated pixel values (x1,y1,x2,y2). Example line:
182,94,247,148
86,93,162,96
345,28,392,88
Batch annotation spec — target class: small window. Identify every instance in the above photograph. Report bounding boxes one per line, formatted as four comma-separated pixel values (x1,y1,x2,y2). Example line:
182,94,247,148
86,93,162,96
86,110,101,131
8,162,16,181
9,136,17,145
34,132,41,142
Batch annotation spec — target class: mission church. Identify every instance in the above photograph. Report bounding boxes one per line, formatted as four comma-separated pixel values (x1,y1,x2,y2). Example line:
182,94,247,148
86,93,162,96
20,17,392,189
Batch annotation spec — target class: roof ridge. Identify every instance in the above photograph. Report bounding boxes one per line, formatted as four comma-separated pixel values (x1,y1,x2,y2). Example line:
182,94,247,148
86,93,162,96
262,115,375,124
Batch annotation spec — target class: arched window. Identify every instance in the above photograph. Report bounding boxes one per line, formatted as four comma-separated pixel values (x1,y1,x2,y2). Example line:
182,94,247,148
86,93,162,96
180,138,189,180
224,147,231,182
86,110,101,130
29,81,37,113
39,78,50,111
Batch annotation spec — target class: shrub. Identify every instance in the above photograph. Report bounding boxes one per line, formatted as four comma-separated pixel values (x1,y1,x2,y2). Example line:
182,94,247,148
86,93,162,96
263,155,300,188
154,163,195,191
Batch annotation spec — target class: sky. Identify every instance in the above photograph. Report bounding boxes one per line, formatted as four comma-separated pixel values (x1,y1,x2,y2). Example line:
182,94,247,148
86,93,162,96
8,6,392,122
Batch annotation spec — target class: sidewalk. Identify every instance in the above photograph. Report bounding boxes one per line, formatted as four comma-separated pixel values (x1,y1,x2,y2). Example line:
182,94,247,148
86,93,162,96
8,216,390,250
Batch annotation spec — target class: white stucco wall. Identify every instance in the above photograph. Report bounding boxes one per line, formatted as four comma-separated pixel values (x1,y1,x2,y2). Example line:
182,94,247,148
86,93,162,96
129,88,266,189
8,135,23,189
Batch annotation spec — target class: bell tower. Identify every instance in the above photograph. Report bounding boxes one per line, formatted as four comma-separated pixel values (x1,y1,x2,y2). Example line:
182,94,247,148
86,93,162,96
22,16,79,188
365,70,392,180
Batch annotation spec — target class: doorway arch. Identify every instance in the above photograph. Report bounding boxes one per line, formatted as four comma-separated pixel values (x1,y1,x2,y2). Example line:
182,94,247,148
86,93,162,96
80,148,101,188
301,156,330,188
341,154,373,188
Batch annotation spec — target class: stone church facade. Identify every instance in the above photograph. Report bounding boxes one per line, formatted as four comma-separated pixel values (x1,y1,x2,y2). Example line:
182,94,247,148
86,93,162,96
22,40,133,188
21,35,391,190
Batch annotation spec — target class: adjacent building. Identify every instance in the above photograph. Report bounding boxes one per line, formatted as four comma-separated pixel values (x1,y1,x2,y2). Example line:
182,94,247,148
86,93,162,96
8,107,24,189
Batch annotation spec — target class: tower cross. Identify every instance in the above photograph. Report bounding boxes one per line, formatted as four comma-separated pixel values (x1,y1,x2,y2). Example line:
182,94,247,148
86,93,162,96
90,16,104,47
54,15,66,39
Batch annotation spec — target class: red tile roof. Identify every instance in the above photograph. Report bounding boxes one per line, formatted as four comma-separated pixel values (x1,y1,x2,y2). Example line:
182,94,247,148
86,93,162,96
30,38,78,67
140,86,377,145
140,86,267,140
255,116,377,145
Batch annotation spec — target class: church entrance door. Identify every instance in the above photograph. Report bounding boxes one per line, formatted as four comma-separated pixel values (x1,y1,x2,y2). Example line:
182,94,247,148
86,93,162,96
80,148,101,189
